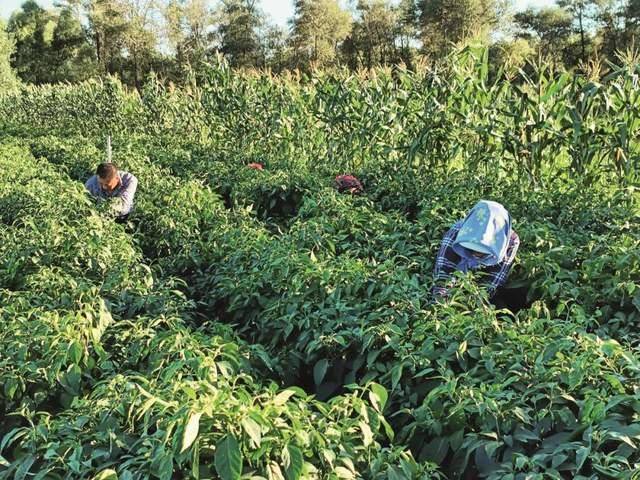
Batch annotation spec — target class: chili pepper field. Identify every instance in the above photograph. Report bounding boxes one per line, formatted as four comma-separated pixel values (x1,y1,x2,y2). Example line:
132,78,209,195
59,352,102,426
0,49,639,479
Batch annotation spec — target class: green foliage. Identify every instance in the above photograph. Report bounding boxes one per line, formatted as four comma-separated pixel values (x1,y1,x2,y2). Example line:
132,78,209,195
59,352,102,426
50,7,98,82
419,0,501,57
1,0,638,85
514,6,574,65
3,48,638,183
7,2,96,84
219,0,264,69
290,0,353,69
343,0,401,69
0,47,639,478
0,139,435,478
0,21,19,92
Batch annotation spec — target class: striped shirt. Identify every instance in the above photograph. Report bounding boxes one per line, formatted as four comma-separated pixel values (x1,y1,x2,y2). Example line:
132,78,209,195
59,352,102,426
432,221,520,298
85,171,138,217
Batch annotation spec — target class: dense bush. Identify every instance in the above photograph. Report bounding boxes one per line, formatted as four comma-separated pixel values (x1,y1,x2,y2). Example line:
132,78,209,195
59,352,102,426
1,48,639,478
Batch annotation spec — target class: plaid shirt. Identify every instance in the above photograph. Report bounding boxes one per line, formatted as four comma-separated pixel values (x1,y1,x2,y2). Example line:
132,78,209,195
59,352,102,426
432,221,520,298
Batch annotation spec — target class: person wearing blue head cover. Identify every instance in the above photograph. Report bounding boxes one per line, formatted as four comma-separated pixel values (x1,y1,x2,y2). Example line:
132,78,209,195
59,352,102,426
432,200,520,299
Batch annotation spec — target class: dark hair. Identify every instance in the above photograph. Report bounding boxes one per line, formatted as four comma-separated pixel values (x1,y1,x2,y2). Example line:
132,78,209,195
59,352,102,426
96,163,118,180
335,174,363,194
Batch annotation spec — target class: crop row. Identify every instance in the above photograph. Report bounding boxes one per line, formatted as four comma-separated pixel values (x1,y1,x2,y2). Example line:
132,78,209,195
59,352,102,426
1,48,638,183
0,143,439,479
7,132,639,477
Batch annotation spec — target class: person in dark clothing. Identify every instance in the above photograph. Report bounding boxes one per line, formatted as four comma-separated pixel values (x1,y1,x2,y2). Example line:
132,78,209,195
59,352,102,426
335,175,363,194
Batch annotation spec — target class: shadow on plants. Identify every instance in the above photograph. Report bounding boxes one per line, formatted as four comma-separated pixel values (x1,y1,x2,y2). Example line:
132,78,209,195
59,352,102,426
404,201,421,221
219,185,305,227
217,185,234,210
491,284,535,313
253,187,305,222
289,356,355,402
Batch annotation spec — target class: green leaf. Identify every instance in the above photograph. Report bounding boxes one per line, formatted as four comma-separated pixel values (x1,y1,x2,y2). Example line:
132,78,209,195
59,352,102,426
215,435,242,480
334,467,356,479
284,444,304,480
191,441,201,480
474,446,500,475
180,412,202,454
92,470,118,480
68,340,83,365
61,364,82,395
380,416,395,441
601,339,620,356
151,452,173,480
386,466,404,480
419,437,448,464
241,417,262,448
449,429,465,451
575,446,589,471
551,453,568,469
3,378,19,400
313,359,329,386
217,361,234,378
369,382,388,413
391,363,403,391
14,455,36,480
608,431,637,449
273,389,297,406
0,427,28,453
359,420,373,447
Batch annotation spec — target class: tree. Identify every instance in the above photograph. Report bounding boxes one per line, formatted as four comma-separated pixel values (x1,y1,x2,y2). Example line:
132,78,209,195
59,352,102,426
396,0,419,67
489,38,534,77
219,0,264,68
419,0,503,57
164,0,217,75
7,0,56,83
8,1,96,84
120,0,162,87
514,6,573,52
50,7,97,82
556,0,599,63
594,0,626,59
290,0,353,69
0,21,20,91
627,0,640,34
86,0,162,88
87,0,129,75
260,24,289,71
344,0,399,69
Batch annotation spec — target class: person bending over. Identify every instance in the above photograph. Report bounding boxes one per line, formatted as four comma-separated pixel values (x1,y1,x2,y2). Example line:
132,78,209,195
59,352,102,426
335,175,363,194
432,200,520,300
85,163,138,222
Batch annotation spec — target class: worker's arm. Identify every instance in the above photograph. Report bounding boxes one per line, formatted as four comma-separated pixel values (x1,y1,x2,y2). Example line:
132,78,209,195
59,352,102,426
115,173,138,217
85,175,101,199
431,222,462,297
484,231,520,298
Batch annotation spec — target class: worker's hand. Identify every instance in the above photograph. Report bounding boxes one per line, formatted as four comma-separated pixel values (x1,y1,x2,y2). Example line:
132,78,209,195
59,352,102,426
109,198,125,217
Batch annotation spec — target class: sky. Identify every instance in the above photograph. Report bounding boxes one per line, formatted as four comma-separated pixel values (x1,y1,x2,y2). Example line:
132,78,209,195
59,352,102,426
0,0,554,24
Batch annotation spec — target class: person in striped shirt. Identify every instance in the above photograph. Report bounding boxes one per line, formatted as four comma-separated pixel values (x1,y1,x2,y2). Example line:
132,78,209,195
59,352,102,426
85,163,138,222
432,200,520,299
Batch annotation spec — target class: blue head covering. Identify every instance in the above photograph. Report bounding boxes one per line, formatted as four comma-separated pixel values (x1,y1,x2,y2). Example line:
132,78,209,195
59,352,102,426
452,200,512,272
